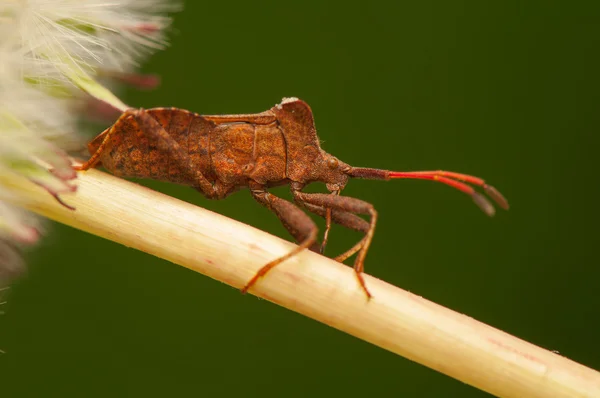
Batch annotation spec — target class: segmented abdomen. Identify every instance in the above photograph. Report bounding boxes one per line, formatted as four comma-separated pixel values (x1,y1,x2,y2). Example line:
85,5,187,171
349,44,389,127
95,108,287,189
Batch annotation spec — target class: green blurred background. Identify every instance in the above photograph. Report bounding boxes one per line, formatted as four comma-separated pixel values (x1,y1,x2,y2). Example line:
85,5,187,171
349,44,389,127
1,1,599,397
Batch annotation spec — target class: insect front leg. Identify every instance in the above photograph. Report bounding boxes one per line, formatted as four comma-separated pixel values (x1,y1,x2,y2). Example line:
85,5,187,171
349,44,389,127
298,191,342,255
242,183,319,294
322,208,332,254
300,202,370,237
320,189,340,255
293,191,377,299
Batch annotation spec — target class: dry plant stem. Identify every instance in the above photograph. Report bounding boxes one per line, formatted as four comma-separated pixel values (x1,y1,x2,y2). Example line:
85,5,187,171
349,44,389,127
2,168,600,398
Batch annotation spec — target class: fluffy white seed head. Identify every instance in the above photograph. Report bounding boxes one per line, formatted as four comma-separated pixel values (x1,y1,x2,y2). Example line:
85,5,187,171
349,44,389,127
0,0,180,286
4,0,180,83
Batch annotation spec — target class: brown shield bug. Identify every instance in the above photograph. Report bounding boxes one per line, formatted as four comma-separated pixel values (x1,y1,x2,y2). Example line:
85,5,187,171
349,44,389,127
74,97,508,298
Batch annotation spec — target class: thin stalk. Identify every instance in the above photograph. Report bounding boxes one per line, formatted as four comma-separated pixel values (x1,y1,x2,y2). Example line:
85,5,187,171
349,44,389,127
2,167,599,398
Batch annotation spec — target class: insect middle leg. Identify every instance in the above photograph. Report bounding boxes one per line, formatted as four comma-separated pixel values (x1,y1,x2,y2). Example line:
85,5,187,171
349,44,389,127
293,191,377,299
242,184,319,294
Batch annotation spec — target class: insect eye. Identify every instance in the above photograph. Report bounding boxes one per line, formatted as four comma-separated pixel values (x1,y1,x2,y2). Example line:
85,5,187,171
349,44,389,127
327,158,339,169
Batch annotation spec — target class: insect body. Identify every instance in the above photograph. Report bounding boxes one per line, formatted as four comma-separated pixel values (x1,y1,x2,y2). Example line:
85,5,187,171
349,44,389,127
75,97,508,298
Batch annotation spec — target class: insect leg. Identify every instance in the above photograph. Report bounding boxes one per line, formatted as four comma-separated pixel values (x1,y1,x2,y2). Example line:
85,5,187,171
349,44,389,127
130,109,218,198
73,111,135,171
300,202,370,236
301,202,373,266
321,208,332,254
241,186,319,294
301,191,343,255
293,191,377,299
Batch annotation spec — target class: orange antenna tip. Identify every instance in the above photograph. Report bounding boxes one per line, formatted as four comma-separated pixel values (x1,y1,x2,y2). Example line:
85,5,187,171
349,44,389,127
484,184,509,210
473,192,496,217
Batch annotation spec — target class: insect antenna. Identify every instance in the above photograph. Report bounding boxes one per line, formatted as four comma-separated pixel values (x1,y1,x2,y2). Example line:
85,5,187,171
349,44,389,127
348,168,509,217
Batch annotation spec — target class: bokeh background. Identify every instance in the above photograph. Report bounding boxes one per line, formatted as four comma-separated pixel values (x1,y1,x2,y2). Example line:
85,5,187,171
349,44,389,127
1,1,598,397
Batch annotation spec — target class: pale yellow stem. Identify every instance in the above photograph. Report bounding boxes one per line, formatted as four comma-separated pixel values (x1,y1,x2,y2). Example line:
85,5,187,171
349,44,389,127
2,168,600,398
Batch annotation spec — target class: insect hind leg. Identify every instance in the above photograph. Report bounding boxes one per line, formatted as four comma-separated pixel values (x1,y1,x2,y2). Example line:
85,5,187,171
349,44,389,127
130,109,219,198
73,110,135,171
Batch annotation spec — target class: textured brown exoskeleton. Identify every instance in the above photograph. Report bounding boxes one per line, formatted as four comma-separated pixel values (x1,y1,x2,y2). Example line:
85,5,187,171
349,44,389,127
74,97,509,298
